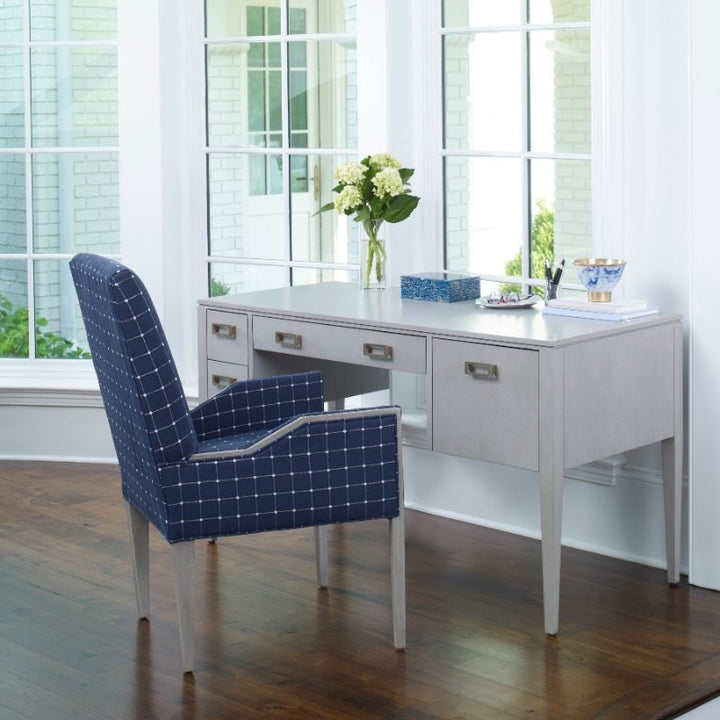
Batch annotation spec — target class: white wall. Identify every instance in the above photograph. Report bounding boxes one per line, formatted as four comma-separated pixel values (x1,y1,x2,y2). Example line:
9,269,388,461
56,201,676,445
688,0,720,590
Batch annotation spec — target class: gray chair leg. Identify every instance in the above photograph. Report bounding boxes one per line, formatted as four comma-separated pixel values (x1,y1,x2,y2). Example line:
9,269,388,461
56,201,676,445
390,511,406,650
170,541,195,673
126,502,149,619
314,526,328,588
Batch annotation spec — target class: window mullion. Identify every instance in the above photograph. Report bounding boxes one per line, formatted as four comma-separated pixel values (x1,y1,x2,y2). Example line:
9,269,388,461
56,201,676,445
521,23,531,291
280,4,292,283
23,2,37,359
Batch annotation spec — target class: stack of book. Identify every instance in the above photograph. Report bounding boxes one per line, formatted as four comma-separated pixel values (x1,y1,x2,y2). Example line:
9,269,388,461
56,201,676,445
542,297,659,321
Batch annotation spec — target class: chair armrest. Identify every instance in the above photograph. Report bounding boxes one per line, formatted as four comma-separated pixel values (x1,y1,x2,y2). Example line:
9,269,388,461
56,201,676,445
158,406,403,543
191,371,324,441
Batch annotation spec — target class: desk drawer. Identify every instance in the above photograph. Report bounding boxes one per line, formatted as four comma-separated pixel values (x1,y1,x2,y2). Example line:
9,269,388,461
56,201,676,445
207,360,248,395
253,315,426,374
206,310,248,364
432,338,539,471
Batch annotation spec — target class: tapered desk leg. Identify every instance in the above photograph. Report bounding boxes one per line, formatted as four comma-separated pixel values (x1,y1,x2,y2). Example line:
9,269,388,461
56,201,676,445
539,349,564,636
539,466,564,636
662,321,684,586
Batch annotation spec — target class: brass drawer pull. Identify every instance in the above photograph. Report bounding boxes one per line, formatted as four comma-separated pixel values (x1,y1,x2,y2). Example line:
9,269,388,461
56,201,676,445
211,374,237,389
363,343,393,361
211,322,237,339
464,361,498,380
275,331,302,349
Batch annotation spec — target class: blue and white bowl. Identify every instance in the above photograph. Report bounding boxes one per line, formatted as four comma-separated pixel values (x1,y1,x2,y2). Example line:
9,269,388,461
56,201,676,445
573,258,627,302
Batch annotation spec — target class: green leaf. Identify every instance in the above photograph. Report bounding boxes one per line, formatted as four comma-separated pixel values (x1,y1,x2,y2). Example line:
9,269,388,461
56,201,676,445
383,194,420,223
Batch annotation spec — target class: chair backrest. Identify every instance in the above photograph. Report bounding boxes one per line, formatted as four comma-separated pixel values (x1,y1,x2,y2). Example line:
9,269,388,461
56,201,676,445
70,253,197,533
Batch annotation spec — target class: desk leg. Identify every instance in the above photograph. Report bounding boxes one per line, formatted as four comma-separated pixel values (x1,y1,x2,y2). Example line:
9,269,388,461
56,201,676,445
662,322,683,585
662,437,681,585
539,349,564,636
540,466,564,636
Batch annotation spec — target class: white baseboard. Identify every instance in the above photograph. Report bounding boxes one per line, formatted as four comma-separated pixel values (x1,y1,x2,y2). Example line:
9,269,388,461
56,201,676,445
0,454,118,465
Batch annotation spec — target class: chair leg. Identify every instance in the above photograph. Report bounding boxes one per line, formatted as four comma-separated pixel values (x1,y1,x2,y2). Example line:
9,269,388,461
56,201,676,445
126,502,149,619
170,541,195,673
314,526,328,588
390,512,406,650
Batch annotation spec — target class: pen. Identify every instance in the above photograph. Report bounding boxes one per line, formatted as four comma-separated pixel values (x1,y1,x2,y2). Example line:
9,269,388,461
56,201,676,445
552,258,565,285
545,258,552,282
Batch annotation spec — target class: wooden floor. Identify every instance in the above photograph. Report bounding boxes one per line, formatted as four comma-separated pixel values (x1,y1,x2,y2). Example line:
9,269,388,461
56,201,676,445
1,461,720,720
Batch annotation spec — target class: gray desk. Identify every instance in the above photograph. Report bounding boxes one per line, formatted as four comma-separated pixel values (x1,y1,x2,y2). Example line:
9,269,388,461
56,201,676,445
198,282,683,634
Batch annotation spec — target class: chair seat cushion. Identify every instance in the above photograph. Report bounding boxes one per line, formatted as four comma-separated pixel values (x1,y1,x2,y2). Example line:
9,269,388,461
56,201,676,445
195,427,274,454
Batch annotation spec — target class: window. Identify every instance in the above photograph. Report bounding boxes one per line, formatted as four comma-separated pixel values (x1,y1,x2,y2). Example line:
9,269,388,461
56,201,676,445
441,0,591,295
0,0,119,360
204,0,361,296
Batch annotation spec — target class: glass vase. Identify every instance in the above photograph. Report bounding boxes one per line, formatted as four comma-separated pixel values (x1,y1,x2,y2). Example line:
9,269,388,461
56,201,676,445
360,221,388,290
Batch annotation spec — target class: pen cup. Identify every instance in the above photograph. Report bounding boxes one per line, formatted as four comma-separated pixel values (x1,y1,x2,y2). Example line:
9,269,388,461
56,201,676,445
545,281,558,304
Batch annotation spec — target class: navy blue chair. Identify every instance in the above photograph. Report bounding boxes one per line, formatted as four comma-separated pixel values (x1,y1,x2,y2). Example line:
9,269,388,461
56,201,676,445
70,253,405,672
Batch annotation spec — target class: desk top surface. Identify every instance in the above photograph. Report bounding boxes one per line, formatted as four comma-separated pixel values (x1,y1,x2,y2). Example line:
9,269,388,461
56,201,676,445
199,282,681,349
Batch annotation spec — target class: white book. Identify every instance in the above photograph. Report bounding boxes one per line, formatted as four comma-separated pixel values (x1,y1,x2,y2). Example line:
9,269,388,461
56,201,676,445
547,297,648,314
542,305,659,322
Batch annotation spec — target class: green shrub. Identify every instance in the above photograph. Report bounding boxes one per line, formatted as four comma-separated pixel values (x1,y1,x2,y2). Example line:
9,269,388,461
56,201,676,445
0,293,91,359
501,201,555,297
210,277,231,297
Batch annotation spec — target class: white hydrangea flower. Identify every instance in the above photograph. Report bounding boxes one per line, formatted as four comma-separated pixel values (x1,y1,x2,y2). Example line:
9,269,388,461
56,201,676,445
371,167,404,198
333,184,363,213
334,162,366,185
368,153,401,170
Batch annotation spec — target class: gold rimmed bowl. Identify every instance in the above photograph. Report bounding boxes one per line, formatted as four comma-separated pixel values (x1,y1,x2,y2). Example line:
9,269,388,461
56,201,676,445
573,258,627,302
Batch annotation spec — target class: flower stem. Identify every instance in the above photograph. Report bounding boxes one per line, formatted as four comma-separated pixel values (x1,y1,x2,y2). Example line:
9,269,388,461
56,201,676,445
362,220,386,288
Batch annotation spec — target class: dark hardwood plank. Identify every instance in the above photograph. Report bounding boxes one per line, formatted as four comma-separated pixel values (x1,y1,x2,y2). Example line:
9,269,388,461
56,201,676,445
1,460,718,719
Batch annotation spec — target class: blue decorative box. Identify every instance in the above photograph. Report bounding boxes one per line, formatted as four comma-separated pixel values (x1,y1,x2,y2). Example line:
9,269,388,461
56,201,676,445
400,272,480,303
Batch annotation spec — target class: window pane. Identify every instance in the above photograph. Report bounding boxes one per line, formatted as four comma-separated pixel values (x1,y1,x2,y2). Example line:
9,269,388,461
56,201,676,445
33,260,90,358
529,0,590,24
293,267,356,285
31,47,118,147
209,262,287,295
208,153,286,260
207,42,284,149
207,38,356,151
0,259,28,358
443,0,520,27
292,153,358,264
293,39,356,150
205,0,281,38
529,29,590,154
530,158,591,271
32,152,119,254
0,155,26,252
445,156,523,276
0,0,23,41
288,7,306,34
0,48,25,147
30,0,117,42
289,1,351,34
246,5,264,35
444,33,521,152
